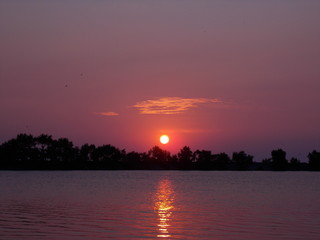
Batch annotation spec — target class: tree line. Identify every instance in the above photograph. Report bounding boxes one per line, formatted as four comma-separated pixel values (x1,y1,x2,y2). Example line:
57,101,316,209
0,134,319,171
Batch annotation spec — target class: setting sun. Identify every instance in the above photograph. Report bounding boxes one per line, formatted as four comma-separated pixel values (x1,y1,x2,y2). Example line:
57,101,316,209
160,135,170,144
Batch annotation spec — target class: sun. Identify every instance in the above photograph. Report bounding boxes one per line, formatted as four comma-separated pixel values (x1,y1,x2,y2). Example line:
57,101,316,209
160,135,170,144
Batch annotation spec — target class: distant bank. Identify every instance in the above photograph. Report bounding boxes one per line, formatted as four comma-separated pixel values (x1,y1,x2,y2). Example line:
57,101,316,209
1,134,319,171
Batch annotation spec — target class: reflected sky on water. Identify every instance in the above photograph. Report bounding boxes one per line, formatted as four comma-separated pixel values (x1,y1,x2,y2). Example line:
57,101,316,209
0,171,320,239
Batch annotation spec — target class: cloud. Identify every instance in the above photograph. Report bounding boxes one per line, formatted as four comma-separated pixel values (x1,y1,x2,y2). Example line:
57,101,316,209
94,112,119,116
133,97,223,114
177,129,209,133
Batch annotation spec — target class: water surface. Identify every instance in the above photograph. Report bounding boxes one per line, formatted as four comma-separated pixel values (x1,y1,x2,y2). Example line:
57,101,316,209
0,171,319,239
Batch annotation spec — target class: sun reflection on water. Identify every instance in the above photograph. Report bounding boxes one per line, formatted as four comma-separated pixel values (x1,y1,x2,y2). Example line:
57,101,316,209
154,178,175,238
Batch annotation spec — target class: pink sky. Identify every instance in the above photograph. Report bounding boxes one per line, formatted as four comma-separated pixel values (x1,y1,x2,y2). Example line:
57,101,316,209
1,1,319,160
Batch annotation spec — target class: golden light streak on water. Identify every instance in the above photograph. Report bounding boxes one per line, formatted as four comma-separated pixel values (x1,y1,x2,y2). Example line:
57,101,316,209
154,178,175,238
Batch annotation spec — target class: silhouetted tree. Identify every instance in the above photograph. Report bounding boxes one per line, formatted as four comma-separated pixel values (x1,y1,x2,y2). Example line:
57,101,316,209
91,144,121,169
271,149,288,170
79,144,96,168
147,146,170,169
80,144,96,161
308,150,320,171
289,157,301,170
123,151,142,169
177,146,193,169
148,146,168,162
35,134,54,162
0,134,38,168
212,152,231,170
232,151,254,170
169,154,178,169
48,138,78,168
193,150,212,169
140,152,150,168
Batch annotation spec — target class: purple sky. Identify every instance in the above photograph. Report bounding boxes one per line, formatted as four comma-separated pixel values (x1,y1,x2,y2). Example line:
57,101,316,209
1,0,319,161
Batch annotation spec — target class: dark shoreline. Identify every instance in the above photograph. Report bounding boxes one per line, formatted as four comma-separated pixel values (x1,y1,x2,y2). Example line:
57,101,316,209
1,133,319,171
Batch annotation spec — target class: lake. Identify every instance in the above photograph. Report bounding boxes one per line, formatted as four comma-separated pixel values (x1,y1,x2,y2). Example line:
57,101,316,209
0,171,319,239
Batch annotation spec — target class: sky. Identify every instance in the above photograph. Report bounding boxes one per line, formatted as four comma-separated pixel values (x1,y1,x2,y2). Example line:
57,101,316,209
1,0,319,161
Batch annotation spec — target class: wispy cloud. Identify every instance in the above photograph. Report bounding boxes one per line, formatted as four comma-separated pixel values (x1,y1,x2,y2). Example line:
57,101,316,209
94,112,119,116
176,129,209,133
133,97,223,115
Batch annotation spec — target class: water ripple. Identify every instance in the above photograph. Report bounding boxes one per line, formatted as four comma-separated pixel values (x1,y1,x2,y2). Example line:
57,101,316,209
0,171,320,239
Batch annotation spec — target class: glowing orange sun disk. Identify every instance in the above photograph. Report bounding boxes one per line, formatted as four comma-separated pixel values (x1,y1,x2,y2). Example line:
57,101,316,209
160,135,169,144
